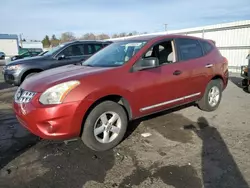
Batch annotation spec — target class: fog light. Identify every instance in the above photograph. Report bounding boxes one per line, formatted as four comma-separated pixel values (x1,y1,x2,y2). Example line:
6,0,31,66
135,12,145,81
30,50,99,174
37,122,55,134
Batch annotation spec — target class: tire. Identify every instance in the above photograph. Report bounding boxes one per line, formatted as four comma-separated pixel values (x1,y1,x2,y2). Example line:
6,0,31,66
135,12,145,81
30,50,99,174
81,101,128,151
198,79,223,112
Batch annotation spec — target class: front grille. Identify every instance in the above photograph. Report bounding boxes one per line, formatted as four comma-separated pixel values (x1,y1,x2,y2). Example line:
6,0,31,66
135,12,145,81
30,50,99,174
14,88,36,103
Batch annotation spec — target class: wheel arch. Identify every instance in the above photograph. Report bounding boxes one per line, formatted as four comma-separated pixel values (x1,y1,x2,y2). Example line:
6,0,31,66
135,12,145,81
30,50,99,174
211,74,224,87
21,68,43,82
80,94,133,136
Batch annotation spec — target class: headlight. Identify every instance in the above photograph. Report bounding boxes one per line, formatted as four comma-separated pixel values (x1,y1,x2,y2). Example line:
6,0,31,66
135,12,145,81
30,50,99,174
6,65,20,70
39,80,80,105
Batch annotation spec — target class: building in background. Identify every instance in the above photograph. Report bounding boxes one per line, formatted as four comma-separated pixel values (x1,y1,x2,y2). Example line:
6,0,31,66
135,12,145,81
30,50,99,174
109,20,250,72
18,41,44,55
20,41,43,49
0,34,19,56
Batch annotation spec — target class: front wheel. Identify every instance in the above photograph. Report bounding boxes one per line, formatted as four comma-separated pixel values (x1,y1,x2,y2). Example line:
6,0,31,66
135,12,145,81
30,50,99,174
198,79,223,112
81,101,128,151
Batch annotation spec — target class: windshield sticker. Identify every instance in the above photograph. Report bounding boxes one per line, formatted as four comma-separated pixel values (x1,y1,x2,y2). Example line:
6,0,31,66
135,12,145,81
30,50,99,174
124,43,143,47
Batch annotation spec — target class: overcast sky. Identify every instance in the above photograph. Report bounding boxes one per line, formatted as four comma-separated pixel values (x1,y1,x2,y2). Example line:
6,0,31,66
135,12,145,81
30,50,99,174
1,0,250,40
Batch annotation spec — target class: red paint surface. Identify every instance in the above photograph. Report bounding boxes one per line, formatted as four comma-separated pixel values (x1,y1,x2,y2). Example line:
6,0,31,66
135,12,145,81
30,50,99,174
13,35,228,139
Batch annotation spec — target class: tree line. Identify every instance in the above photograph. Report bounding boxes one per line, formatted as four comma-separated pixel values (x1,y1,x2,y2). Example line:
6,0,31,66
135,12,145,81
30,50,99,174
42,31,147,48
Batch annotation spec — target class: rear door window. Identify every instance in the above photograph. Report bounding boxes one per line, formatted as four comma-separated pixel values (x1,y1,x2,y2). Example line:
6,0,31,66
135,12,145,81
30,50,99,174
94,44,103,52
176,38,203,61
84,44,103,55
84,44,94,55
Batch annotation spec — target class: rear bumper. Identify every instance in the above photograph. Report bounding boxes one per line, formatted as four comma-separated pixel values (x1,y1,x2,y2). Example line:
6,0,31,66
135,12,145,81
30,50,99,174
223,70,229,90
241,65,249,78
242,78,250,87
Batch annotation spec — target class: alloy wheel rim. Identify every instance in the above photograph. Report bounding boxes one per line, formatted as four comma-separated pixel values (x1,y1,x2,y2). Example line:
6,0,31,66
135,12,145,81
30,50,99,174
94,111,122,144
208,86,220,107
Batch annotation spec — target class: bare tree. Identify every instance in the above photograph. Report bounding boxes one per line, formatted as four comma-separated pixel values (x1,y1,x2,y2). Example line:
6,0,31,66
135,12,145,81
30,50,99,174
96,33,110,40
112,34,119,38
60,32,76,43
119,32,126,37
80,33,96,40
132,31,139,35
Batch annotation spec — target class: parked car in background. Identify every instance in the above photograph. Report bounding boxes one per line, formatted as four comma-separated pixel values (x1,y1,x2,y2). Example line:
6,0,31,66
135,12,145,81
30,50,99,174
38,50,48,56
2,40,112,86
18,47,43,55
0,51,5,59
11,50,43,61
13,35,228,151
241,53,250,92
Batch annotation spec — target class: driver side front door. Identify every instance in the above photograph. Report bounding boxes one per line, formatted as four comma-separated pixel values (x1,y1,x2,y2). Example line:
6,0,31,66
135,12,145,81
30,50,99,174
51,44,86,68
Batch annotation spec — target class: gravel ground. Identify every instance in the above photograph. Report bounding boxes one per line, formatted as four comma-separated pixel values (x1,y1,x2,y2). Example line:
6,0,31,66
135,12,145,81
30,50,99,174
0,69,249,188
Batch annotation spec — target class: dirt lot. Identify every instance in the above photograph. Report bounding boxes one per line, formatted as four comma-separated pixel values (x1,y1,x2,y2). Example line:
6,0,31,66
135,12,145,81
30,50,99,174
0,69,250,188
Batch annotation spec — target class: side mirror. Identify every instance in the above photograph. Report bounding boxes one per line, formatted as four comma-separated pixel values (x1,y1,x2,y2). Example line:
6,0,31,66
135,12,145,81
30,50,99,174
133,57,159,71
57,54,65,60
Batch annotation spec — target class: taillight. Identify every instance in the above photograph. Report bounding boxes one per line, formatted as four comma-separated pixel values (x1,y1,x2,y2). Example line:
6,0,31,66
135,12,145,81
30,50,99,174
223,56,228,70
223,57,228,65
243,66,248,73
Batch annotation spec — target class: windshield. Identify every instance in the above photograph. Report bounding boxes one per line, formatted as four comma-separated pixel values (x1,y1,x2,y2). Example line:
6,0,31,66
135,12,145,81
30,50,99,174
44,44,65,56
82,41,147,67
38,51,48,56
20,51,28,56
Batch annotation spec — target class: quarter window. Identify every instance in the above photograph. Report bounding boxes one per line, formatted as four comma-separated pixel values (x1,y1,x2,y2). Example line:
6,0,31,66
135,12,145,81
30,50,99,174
200,40,214,55
177,39,203,61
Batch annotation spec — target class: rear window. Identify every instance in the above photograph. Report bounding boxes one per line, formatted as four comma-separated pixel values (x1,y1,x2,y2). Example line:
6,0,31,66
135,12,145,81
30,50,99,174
94,44,103,52
200,40,214,55
176,38,203,61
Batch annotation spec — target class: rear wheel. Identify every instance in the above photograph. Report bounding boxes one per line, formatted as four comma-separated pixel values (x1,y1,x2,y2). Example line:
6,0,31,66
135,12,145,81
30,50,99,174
198,79,222,112
81,101,128,151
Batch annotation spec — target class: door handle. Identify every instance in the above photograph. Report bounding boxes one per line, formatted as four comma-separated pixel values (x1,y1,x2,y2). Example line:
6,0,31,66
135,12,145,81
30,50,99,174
205,64,213,68
173,70,182,75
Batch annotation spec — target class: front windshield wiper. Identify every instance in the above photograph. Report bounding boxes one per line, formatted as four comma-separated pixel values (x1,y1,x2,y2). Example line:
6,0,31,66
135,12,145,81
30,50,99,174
82,64,95,67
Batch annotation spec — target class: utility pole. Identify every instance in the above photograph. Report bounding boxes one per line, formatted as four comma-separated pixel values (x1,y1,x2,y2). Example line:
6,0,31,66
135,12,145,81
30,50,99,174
164,24,168,32
19,34,23,48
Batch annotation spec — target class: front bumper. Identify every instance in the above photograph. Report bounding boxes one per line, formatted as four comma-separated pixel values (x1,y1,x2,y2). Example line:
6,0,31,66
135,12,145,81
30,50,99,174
13,94,91,140
2,68,21,86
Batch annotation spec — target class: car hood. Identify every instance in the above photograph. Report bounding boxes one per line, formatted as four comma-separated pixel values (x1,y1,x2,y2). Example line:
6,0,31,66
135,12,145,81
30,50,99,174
21,64,114,92
7,55,48,65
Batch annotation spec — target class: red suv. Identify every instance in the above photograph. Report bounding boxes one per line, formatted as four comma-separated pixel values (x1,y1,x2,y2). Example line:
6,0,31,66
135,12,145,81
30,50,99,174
13,35,228,151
